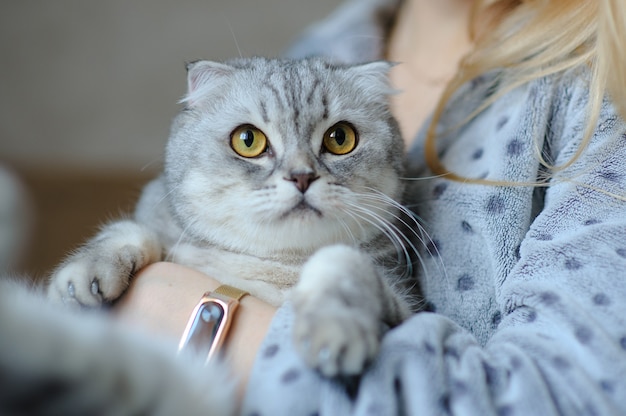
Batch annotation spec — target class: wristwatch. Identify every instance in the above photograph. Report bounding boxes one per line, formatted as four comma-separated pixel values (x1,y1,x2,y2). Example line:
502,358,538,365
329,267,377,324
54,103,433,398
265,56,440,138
177,284,249,364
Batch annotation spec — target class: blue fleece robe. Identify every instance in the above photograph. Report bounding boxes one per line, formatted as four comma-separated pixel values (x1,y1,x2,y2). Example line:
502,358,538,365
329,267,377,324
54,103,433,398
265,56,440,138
243,1,626,414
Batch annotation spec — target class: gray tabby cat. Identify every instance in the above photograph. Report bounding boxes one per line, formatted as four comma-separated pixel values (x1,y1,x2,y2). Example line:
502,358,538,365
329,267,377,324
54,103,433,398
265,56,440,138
47,57,418,378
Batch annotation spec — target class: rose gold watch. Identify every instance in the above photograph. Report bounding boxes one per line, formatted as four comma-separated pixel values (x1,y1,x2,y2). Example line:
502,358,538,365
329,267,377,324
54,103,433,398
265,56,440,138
177,284,249,364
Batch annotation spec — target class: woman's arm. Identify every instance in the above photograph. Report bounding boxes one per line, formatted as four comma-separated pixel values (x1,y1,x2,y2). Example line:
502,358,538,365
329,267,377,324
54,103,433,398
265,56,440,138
112,262,276,396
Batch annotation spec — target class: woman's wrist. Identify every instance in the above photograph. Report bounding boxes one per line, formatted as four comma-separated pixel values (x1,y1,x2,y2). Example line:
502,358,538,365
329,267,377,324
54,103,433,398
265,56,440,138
113,262,222,339
113,262,276,395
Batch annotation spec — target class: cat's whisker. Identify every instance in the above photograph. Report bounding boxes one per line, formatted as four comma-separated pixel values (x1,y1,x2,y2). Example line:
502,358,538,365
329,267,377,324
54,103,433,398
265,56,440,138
166,220,195,263
352,212,431,302
140,155,165,173
343,202,412,275
224,18,244,59
352,201,438,282
332,198,369,242
351,191,432,271
329,211,359,247
355,200,423,253
353,189,426,243
358,188,437,246
342,202,400,247
347,205,420,279
398,173,449,181
357,194,431,250
347,211,422,292
356,189,449,283
154,182,182,208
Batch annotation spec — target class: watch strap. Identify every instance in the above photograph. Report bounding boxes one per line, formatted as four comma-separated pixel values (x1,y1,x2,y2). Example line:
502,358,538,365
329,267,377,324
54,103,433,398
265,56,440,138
212,284,249,301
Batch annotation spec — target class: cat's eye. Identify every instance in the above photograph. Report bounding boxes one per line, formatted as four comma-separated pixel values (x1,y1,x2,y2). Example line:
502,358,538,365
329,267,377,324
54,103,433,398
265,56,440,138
230,125,268,158
322,122,358,155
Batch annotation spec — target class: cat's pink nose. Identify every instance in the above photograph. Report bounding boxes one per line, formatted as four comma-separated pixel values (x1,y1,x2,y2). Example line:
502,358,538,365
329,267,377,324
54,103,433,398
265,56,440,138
286,172,319,193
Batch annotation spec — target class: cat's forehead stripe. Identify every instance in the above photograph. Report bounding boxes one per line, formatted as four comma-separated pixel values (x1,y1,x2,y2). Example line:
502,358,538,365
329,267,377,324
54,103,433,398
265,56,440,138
305,77,321,106
254,64,330,140
259,100,269,124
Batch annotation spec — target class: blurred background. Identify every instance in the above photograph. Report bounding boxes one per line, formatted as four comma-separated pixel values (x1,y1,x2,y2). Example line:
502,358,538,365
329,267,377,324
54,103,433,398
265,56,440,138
0,0,340,278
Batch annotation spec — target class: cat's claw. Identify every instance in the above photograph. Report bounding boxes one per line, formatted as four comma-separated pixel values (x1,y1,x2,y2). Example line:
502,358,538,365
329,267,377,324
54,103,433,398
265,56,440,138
47,221,161,308
293,307,379,377
48,246,142,307
318,347,331,363
59,281,83,309
91,280,100,296
67,281,76,298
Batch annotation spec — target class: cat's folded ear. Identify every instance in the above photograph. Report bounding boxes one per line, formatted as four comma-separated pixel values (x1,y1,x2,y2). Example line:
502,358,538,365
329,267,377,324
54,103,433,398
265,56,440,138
181,60,235,107
347,61,397,98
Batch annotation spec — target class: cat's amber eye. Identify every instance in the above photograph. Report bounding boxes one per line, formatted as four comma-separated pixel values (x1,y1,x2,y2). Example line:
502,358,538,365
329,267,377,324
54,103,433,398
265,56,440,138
230,125,268,158
322,122,358,155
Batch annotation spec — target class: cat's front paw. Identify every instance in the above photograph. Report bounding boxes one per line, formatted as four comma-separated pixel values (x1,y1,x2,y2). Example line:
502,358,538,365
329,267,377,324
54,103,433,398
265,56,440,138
292,245,383,377
47,220,161,307
293,303,380,377
48,247,140,307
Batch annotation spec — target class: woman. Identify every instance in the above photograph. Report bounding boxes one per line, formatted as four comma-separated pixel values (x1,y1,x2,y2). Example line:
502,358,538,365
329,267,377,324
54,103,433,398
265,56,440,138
117,0,626,414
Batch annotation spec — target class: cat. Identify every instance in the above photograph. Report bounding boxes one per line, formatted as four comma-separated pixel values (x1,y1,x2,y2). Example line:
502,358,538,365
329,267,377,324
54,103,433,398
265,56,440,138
0,277,237,416
44,57,420,381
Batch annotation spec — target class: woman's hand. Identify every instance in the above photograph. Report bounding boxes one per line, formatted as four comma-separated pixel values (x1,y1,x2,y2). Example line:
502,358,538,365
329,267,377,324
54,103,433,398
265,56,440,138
112,262,276,396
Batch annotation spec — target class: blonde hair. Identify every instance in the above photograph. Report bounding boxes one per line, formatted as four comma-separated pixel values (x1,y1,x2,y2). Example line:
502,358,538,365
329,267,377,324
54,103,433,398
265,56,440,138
424,0,626,185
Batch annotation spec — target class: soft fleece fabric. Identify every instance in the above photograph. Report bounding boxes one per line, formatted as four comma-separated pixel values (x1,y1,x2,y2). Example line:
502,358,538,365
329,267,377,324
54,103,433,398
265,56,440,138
243,0,626,414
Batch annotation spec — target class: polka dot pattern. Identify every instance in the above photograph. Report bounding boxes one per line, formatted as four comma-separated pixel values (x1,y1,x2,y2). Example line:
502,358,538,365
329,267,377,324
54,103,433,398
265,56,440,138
496,116,510,130
535,233,553,241
281,368,301,384
564,258,583,270
592,293,610,306
575,327,593,345
600,380,615,394
540,292,560,305
461,221,473,233
584,219,601,226
263,344,279,359
486,195,505,214
457,274,475,291
599,170,621,182
425,239,441,256
497,405,513,416
432,183,448,199
552,356,571,370
491,311,502,328
245,12,626,414
506,139,524,157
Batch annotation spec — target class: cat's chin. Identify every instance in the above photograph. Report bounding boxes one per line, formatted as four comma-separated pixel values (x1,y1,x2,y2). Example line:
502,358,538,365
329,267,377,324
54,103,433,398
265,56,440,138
255,217,370,256
279,200,323,220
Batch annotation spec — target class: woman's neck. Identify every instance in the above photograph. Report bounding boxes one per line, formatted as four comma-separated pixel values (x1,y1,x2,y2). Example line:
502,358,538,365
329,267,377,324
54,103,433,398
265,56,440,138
390,0,473,66
387,0,475,144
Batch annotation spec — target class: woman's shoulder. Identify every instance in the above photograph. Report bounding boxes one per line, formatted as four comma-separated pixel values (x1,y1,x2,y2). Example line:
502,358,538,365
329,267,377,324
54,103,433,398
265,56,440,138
285,0,398,63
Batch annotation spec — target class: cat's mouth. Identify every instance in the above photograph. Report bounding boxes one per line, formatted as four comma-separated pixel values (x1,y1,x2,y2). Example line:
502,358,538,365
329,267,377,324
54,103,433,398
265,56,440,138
280,199,322,219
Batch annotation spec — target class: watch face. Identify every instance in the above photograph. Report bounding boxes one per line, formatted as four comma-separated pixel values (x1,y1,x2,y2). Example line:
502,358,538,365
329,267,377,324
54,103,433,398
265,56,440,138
178,291,241,363
183,300,225,359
